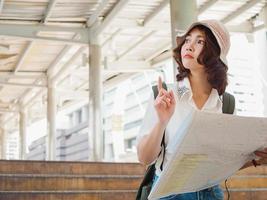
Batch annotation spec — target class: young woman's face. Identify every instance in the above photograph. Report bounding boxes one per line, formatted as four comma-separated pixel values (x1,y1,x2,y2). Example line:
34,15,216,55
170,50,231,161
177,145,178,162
181,28,206,71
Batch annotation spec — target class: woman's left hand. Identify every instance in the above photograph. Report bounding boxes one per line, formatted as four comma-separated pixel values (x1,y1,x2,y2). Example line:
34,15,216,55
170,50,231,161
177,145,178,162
254,147,267,166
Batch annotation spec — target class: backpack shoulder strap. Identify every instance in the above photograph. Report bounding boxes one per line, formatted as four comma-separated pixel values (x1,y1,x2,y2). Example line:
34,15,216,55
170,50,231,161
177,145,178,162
222,92,235,114
152,81,167,171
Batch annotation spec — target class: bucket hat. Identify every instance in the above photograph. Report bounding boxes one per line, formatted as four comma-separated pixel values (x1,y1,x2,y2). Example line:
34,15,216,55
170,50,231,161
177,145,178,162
176,20,230,65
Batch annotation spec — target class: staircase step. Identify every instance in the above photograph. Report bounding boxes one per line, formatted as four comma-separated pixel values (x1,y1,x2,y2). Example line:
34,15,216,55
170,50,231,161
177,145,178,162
221,176,267,189
225,190,267,200
236,166,267,176
0,160,145,175
2,190,267,200
2,160,267,200
0,191,137,200
0,176,142,191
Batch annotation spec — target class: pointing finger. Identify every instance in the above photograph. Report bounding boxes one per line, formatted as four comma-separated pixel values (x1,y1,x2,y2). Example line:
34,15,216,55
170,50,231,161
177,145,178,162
157,76,163,92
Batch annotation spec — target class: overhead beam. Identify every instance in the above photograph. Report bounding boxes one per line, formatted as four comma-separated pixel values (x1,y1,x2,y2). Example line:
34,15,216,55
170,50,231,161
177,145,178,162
101,28,121,47
104,61,152,73
47,34,80,77
0,72,45,99
105,18,253,33
14,42,33,73
104,68,154,73
116,31,156,60
0,23,89,45
1,113,15,125
198,0,219,15
150,49,172,66
105,18,168,30
19,76,46,107
0,72,46,79
23,89,45,109
142,1,169,26
0,81,47,88
95,0,130,35
87,0,109,27
227,21,254,33
0,44,10,52
57,88,88,99
0,102,17,108
42,0,58,24
46,46,72,77
1,40,40,102
74,79,88,91
253,24,266,32
59,95,88,100
103,73,136,91
0,109,18,113
0,71,45,77
221,0,262,24
0,54,17,69
52,46,86,83
145,41,171,62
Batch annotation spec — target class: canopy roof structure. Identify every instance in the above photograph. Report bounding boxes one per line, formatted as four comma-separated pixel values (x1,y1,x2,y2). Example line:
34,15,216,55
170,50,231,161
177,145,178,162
0,0,266,133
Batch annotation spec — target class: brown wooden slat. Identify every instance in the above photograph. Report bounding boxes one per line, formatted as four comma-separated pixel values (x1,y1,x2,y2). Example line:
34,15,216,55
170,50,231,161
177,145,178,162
0,176,142,191
0,192,137,200
2,191,267,200
236,166,267,176
0,160,145,175
221,177,267,188
224,191,267,200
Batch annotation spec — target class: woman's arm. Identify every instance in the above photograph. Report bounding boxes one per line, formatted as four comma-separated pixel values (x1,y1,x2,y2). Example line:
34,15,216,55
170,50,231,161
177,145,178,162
239,160,254,170
240,147,267,170
137,122,167,165
137,77,176,166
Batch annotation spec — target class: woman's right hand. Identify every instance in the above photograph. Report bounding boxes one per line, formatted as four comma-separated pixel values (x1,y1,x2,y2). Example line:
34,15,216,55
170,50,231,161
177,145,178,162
154,77,176,126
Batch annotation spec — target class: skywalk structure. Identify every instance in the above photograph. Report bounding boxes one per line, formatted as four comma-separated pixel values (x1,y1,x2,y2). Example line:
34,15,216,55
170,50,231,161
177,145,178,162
0,1,267,199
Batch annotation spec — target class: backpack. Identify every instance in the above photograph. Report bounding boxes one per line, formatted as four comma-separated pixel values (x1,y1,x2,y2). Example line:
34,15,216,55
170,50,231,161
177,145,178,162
136,82,235,200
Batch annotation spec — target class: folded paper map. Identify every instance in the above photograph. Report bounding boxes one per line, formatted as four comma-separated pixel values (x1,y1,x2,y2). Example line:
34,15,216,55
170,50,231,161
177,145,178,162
149,110,267,199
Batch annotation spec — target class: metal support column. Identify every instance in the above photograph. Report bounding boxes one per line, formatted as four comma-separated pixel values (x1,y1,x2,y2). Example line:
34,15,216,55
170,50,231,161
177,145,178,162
19,108,27,159
47,79,57,160
88,31,103,161
170,0,198,80
0,127,5,159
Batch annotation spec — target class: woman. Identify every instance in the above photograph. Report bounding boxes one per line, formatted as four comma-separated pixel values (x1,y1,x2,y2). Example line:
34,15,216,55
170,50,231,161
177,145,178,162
137,19,267,200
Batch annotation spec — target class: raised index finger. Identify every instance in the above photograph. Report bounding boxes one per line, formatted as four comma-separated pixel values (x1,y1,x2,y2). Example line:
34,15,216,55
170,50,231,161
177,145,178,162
157,76,163,92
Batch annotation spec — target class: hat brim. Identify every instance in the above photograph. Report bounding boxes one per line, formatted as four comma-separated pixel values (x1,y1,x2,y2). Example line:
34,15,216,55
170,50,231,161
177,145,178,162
175,22,228,65
175,22,207,47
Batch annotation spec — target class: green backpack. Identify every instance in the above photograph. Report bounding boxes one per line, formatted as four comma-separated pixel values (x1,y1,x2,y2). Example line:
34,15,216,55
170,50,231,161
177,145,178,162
136,82,235,200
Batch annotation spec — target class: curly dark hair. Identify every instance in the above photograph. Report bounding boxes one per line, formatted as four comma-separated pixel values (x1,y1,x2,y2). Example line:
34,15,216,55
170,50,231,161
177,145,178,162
173,25,228,95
